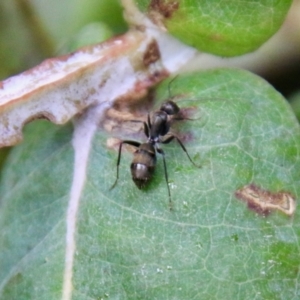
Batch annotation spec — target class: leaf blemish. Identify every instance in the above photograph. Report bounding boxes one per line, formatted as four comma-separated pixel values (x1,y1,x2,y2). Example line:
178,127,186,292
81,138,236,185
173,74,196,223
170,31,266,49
149,0,180,19
235,184,296,216
143,40,161,67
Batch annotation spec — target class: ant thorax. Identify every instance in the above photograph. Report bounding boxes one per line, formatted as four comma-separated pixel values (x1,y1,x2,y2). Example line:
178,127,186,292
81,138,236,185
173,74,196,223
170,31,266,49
149,110,170,140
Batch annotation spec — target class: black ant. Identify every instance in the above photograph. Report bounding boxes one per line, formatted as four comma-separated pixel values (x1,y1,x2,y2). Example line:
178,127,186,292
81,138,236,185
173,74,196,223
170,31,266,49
110,98,200,209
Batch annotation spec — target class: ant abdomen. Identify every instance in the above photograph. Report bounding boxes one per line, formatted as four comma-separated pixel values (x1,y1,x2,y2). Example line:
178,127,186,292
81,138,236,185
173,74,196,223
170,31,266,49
130,143,156,189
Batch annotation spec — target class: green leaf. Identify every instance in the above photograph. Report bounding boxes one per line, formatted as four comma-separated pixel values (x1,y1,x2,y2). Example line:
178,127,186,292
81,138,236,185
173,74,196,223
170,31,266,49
1,69,300,299
135,0,292,56
290,92,300,122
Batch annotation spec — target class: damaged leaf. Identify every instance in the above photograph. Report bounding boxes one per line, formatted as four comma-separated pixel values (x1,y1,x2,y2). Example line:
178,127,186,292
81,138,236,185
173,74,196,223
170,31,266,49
0,30,177,147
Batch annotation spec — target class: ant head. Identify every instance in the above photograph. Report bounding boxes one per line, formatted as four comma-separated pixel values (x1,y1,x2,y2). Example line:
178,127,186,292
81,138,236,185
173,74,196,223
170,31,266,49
159,100,180,115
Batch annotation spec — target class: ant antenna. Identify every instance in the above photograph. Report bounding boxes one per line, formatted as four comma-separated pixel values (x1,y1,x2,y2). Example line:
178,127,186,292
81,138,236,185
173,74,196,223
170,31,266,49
167,75,179,99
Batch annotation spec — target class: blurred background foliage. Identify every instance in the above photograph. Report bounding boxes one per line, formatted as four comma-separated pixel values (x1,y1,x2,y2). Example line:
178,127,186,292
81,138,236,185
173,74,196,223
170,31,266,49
0,0,126,79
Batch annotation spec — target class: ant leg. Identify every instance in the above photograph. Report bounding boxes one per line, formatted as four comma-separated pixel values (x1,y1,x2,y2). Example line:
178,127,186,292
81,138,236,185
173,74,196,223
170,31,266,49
162,135,201,168
129,119,150,138
167,75,178,99
147,113,152,130
110,140,141,190
156,147,172,210
171,107,201,121
144,121,150,138
172,116,199,121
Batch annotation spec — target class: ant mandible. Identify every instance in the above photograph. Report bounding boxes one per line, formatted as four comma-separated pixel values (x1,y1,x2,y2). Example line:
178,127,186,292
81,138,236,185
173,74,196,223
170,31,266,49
110,96,200,210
